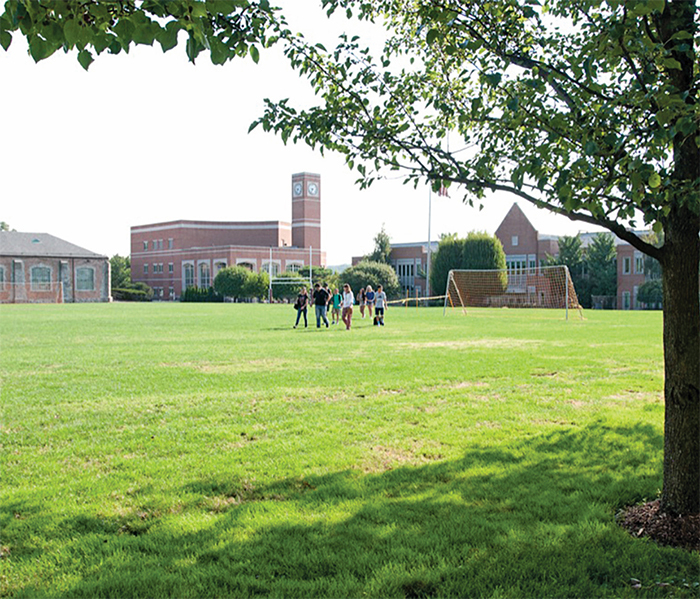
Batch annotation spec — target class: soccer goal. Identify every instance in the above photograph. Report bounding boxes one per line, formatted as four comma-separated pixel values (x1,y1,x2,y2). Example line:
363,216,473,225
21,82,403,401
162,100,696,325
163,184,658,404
444,265,583,319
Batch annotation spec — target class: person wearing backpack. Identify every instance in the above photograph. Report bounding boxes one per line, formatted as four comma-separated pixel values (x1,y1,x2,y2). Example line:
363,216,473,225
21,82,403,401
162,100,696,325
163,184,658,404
293,287,309,328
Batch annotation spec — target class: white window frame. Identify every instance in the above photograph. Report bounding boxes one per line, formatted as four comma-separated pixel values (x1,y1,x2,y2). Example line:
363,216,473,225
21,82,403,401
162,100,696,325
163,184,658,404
183,261,195,289
512,235,519,247
198,260,211,288
286,261,304,273
622,257,631,275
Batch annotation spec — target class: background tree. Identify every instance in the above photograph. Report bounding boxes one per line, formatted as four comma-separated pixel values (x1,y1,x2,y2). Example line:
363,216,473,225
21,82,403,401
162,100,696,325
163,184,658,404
342,260,400,299
638,280,664,309
298,265,340,291
429,234,465,298
257,0,699,516
243,271,269,301
544,235,590,307
214,266,252,301
585,233,618,301
109,254,131,290
462,232,506,270
366,225,392,264
270,271,306,301
0,221,14,231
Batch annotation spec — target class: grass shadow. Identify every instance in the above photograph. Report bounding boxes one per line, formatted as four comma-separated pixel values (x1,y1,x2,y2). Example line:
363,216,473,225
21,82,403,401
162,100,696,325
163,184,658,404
6,422,698,598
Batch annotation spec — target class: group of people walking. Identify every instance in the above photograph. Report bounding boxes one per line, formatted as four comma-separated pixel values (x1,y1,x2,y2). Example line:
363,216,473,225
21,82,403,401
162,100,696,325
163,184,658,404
294,283,387,331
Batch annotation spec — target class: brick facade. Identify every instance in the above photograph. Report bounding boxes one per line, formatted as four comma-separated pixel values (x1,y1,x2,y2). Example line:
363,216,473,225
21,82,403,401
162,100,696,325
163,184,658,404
130,173,326,300
0,232,111,304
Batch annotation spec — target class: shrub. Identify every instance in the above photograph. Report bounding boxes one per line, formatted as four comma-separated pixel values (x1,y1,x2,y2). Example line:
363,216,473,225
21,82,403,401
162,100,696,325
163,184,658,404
341,261,400,299
180,286,223,303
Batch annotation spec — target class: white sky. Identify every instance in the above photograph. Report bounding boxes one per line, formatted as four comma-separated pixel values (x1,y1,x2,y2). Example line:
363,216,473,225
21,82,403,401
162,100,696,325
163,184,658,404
0,1,601,267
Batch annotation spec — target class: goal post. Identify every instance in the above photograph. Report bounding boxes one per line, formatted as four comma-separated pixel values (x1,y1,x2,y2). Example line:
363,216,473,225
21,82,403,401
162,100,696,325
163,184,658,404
443,265,583,319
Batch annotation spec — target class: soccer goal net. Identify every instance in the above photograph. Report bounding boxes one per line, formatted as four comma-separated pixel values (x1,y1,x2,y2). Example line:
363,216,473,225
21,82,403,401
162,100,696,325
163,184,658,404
444,265,582,319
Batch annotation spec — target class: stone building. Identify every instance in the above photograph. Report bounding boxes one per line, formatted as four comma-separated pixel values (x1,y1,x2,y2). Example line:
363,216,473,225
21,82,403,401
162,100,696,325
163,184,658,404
0,231,111,304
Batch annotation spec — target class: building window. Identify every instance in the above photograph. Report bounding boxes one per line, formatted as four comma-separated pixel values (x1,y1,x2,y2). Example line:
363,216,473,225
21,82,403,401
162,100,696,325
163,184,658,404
169,286,174,298
287,262,302,273
168,263,174,274
635,254,644,275
622,291,631,310
143,241,148,251
512,235,519,247
183,263,195,288
238,261,255,271
76,267,95,291
199,262,211,288
622,257,631,275
262,262,280,277
30,265,52,291
214,261,227,274
158,239,163,250
144,264,149,275
0,265,5,290
168,238,174,249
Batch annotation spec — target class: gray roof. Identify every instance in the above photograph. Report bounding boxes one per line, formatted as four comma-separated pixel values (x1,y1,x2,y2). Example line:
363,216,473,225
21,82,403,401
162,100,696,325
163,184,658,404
0,232,106,259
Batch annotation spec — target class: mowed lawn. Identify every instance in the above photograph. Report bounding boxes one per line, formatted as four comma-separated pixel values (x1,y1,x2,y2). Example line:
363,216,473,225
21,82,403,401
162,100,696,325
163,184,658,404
1,303,697,598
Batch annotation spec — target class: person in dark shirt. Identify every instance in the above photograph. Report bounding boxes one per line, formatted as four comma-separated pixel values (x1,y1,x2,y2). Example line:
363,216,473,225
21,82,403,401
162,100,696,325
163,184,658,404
312,283,330,328
293,287,309,329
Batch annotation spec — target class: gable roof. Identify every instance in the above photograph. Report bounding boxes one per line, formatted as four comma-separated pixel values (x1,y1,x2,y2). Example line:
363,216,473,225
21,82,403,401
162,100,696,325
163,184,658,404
0,232,106,259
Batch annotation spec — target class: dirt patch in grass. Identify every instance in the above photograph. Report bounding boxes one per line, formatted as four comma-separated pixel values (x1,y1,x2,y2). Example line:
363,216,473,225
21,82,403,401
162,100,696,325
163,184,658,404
361,443,444,473
618,500,699,551
403,339,540,350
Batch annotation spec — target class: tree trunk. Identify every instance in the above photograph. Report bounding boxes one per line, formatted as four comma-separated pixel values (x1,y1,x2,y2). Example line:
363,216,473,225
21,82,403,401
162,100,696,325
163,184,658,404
660,208,700,515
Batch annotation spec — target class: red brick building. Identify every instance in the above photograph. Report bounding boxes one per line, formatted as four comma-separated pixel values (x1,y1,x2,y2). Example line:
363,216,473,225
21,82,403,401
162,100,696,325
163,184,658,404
0,231,111,304
130,173,325,300
495,203,559,272
495,202,653,309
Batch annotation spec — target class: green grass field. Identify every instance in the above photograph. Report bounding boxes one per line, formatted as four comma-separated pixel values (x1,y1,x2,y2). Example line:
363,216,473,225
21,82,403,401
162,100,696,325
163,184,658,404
1,303,698,598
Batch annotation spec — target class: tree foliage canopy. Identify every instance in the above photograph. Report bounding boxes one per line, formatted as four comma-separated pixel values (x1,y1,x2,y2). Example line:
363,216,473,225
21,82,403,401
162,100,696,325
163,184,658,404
342,260,400,298
0,0,280,69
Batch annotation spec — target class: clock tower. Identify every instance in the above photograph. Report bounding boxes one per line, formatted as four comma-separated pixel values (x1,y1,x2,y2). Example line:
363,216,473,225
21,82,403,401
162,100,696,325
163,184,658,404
291,172,321,250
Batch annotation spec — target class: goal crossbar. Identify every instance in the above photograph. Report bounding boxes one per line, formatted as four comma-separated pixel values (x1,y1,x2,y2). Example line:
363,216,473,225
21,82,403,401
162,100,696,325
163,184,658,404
444,266,583,319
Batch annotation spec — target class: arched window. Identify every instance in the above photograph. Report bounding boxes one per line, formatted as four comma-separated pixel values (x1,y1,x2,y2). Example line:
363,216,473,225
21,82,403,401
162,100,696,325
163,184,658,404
198,262,211,288
183,263,195,288
237,261,255,271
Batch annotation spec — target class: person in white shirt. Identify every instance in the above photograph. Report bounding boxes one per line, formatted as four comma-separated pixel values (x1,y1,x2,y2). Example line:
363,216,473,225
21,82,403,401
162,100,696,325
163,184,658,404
341,283,355,330
374,285,387,326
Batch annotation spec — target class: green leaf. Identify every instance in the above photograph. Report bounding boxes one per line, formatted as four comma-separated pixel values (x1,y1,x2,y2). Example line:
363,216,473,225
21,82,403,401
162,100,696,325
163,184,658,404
648,173,661,189
426,29,440,45
0,30,11,51
157,21,180,53
63,19,81,47
655,108,674,126
662,57,682,70
78,49,94,70
28,36,49,62
584,140,599,156
250,44,259,63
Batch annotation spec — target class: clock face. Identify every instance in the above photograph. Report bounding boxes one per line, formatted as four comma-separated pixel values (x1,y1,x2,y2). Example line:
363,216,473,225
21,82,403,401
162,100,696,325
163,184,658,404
293,182,303,197
307,182,319,196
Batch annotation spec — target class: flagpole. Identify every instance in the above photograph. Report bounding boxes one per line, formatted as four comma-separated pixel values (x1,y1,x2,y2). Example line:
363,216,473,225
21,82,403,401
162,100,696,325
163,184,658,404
427,186,432,297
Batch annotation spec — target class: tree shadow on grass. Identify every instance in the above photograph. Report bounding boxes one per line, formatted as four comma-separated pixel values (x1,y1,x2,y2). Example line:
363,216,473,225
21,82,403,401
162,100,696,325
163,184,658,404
7,422,698,598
